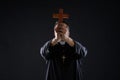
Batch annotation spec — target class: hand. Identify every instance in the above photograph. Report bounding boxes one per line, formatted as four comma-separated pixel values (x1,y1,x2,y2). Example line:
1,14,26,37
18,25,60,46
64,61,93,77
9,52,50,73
55,31,62,42
51,31,61,46
61,33,74,47
60,33,69,41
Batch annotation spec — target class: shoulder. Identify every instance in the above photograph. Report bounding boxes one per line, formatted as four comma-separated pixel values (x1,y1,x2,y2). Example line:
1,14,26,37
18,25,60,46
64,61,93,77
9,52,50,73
74,40,83,47
42,40,52,47
74,40,87,50
74,40,87,56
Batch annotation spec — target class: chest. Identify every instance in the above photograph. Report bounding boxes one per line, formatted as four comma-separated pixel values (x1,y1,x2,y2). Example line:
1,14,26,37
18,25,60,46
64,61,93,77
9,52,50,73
51,44,75,63
53,44,75,55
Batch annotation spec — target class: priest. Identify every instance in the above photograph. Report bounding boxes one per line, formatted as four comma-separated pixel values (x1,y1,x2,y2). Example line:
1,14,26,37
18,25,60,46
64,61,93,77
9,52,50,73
40,21,87,80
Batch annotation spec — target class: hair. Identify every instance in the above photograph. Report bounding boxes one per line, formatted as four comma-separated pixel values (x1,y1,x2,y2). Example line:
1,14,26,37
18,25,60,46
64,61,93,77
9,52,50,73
54,21,70,31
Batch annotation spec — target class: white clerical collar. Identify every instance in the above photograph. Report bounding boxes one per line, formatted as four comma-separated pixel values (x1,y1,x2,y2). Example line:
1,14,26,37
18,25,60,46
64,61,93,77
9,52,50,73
59,41,65,45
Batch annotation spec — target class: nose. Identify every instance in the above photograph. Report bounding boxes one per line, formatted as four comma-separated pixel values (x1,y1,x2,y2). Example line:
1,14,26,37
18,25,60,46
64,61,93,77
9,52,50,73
58,27,63,29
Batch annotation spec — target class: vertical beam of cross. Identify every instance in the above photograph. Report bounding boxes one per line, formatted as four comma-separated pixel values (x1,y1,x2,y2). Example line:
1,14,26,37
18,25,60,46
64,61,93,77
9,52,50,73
53,8,69,23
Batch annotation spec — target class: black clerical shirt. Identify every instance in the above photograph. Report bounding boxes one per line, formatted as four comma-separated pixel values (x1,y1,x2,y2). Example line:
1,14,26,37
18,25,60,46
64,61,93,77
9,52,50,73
40,40,87,80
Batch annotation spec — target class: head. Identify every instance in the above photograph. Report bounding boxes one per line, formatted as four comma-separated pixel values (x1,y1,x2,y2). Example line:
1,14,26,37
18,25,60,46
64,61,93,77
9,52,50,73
54,21,70,36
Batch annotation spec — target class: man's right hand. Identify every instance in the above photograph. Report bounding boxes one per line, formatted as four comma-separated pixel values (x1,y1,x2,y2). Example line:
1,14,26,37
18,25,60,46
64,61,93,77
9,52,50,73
51,33,61,46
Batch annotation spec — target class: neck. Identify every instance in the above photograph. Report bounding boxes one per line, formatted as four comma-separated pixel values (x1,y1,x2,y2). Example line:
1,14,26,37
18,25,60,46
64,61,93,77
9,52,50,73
59,41,65,45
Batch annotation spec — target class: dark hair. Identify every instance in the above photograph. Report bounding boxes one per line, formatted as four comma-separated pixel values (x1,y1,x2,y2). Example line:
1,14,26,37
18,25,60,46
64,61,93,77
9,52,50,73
62,21,69,26
55,20,69,25
54,21,70,30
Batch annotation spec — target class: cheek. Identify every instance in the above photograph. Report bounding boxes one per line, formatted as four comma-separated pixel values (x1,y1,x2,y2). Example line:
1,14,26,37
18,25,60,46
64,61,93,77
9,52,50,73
55,27,59,32
63,29,67,34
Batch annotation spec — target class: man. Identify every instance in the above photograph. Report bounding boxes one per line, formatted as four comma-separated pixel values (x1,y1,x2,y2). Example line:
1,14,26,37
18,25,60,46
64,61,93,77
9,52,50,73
40,22,87,80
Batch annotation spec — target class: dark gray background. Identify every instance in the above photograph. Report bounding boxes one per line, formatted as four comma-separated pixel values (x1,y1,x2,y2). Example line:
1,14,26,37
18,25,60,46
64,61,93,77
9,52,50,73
0,0,119,80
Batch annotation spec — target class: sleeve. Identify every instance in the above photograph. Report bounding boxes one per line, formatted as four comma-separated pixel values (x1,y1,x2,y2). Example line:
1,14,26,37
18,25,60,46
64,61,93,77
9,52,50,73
40,40,53,61
74,41,87,59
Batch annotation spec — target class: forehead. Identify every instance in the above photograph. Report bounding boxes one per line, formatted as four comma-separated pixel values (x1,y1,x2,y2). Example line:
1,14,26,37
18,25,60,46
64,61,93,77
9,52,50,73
56,23,68,27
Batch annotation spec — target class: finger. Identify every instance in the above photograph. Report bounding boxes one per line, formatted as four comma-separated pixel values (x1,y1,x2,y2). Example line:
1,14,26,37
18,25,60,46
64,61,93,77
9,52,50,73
57,34,62,39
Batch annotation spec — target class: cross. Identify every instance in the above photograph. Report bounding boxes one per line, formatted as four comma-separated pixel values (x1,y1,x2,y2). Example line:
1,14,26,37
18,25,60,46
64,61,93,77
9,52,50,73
62,55,66,63
53,8,69,23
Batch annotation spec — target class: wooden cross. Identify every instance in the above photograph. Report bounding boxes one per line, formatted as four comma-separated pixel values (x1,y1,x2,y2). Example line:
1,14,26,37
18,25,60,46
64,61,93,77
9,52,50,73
62,55,66,63
53,8,69,23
